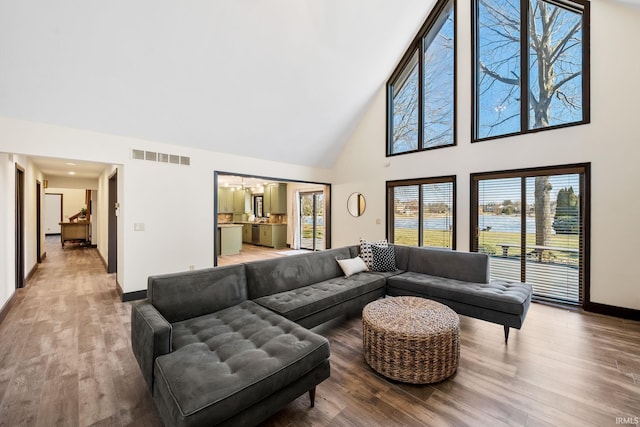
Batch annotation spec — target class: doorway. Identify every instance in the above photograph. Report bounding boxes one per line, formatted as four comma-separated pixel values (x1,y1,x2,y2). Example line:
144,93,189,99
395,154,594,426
108,172,117,274
15,166,25,289
471,164,590,306
300,191,324,251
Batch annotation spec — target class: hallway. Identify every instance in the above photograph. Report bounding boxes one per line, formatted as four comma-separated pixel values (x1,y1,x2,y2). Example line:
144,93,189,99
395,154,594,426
0,237,161,426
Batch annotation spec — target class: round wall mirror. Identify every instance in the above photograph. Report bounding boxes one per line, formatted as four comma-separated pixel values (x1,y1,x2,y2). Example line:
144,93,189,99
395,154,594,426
347,192,366,217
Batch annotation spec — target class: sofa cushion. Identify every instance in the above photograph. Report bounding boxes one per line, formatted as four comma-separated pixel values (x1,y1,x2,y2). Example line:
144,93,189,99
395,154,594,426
156,300,329,426
370,245,397,272
245,247,352,299
387,272,532,315
148,264,247,323
336,256,369,277
253,273,386,322
359,238,388,269
407,247,490,284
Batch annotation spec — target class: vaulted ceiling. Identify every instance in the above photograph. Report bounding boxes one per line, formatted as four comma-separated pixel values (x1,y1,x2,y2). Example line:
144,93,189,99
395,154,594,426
0,1,435,168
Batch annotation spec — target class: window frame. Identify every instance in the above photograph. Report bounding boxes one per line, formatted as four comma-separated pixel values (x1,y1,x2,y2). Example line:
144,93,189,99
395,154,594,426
386,175,457,249
470,163,591,306
471,0,591,142
386,0,457,157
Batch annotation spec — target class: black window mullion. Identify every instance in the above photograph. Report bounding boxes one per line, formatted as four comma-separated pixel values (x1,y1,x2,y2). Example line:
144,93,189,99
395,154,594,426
520,176,527,282
520,0,529,133
418,185,424,245
418,41,424,150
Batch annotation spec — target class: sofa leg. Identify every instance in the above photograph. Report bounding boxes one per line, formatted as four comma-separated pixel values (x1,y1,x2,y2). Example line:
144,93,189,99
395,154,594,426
504,326,510,343
308,387,316,407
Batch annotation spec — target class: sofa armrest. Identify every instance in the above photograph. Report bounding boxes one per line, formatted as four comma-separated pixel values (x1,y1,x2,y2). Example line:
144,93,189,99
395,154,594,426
131,301,172,392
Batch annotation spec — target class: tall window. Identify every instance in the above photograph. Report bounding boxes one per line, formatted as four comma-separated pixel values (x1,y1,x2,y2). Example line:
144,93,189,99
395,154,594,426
473,0,590,140
388,0,456,155
387,177,456,249
471,164,590,305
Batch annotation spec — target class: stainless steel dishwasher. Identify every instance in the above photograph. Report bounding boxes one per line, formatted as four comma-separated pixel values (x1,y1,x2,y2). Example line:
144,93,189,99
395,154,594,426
251,224,260,244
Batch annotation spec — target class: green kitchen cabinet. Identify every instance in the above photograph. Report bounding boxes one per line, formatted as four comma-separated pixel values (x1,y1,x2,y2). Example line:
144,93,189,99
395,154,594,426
263,183,287,214
218,188,234,213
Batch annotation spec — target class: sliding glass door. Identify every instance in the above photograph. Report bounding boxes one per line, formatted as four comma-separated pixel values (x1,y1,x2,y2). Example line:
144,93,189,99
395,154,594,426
300,191,324,251
471,165,589,305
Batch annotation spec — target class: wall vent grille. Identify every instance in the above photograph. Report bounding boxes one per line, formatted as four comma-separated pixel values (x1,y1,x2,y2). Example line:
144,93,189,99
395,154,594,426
131,149,191,166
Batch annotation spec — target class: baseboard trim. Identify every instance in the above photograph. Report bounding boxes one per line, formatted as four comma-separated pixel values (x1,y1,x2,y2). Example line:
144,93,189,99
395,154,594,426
122,290,147,302
585,302,640,321
99,252,108,271
0,292,17,325
41,252,46,261
26,263,38,282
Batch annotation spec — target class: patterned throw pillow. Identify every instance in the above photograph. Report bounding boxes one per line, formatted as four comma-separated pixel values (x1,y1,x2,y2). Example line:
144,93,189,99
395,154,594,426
359,238,388,269
370,244,397,272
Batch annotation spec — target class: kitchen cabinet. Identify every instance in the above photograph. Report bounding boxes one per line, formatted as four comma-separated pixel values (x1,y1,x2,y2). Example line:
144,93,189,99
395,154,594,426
263,183,287,214
218,188,234,213
217,224,242,255
233,189,250,214
259,224,287,248
242,224,252,243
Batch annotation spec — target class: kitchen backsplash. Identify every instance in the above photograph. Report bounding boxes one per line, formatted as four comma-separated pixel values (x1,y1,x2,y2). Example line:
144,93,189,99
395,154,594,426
217,213,287,224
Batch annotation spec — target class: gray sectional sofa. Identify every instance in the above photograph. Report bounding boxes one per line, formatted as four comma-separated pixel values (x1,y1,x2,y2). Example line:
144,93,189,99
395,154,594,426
131,244,532,427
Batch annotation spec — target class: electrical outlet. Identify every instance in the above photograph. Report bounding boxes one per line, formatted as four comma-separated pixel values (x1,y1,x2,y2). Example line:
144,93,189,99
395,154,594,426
189,265,195,271
376,218,381,225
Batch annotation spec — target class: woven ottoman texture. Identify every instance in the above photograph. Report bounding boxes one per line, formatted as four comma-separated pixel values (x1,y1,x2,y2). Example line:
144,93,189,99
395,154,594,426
362,296,459,384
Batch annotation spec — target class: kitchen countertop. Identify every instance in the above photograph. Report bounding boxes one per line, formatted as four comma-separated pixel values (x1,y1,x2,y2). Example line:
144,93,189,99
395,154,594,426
217,223,243,228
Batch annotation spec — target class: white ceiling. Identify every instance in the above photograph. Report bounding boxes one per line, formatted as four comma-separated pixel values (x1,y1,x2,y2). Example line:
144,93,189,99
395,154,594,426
0,0,433,169
31,157,110,179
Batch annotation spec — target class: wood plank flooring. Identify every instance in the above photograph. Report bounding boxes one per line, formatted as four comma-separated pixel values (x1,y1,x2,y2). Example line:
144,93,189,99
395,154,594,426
217,243,306,266
0,237,638,426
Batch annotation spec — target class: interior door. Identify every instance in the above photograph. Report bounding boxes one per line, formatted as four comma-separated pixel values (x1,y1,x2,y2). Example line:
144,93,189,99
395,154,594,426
15,166,25,289
300,191,324,251
108,172,118,274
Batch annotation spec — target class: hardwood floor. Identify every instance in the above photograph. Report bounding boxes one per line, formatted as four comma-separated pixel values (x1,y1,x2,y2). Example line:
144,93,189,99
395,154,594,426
0,237,638,426
217,243,309,266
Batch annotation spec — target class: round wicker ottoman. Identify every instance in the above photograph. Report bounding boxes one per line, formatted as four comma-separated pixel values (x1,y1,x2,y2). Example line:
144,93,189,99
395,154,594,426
362,296,460,384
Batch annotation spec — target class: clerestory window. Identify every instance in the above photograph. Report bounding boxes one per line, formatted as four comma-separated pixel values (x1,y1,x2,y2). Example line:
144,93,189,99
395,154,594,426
387,0,456,156
473,0,590,141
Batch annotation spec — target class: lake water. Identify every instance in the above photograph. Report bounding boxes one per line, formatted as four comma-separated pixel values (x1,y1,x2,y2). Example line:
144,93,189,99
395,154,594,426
396,215,536,233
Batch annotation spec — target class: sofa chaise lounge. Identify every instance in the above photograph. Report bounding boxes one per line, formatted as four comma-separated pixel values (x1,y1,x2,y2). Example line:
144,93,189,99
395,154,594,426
131,244,532,426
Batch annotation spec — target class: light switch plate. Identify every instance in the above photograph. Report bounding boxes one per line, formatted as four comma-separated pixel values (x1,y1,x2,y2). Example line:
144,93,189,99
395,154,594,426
134,223,145,231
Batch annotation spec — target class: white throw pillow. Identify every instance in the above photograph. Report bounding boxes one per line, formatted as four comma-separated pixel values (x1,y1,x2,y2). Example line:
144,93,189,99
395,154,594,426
336,256,369,278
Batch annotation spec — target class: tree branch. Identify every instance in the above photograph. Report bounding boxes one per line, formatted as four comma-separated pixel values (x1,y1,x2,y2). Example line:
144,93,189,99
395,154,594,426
552,71,580,92
478,60,519,86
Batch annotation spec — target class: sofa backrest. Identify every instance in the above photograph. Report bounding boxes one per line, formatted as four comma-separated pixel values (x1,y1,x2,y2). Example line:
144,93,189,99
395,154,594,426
407,247,490,283
148,264,247,323
392,244,411,271
245,247,352,299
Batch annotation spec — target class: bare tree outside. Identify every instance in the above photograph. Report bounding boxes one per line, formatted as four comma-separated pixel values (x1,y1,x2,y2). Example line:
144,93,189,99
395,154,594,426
476,0,585,246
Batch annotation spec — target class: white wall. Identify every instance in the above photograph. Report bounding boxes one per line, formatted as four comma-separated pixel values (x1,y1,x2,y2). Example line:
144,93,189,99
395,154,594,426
331,0,640,310
46,187,86,222
0,153,15,312
0,154,45,311
0,117,331,296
